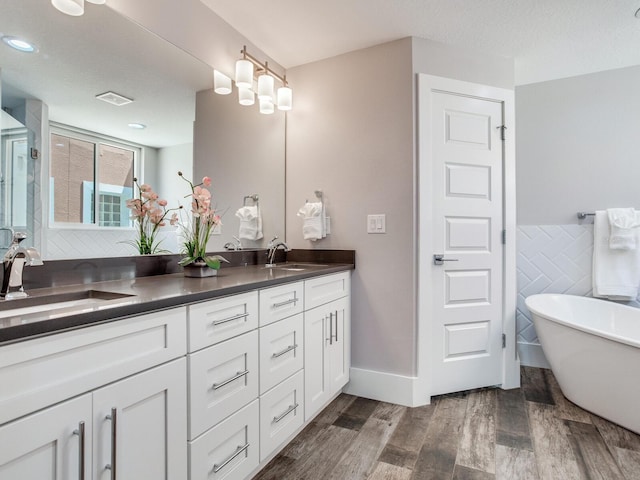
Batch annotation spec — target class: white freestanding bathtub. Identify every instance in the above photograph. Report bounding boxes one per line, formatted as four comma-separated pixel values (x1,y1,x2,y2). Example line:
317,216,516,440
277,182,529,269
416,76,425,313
525,293,640,434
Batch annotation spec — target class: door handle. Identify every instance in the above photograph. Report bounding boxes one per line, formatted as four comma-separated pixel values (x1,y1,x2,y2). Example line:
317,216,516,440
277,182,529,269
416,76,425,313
433,254,459,266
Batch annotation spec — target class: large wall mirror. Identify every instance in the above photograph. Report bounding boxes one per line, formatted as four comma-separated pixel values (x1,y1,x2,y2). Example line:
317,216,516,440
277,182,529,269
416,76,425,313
0,0,285,259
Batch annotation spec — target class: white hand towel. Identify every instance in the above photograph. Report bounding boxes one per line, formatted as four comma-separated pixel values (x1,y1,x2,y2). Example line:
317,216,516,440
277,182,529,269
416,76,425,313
297,202,324,241
607,208,640,250
593,210,640,301
235,205,263,241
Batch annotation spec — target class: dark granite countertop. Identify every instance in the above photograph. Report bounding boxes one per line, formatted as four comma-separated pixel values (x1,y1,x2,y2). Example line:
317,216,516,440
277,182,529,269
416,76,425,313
0,262,353,346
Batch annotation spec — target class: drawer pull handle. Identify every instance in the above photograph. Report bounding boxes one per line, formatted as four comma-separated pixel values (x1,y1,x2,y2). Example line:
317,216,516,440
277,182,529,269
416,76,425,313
272,344,298,358
212,370,249,390
213,443,250,473
105,408,117,479
329,313,333,345
273,403,299,423
73,421,86,480
271,297,298,309
212,312,249,326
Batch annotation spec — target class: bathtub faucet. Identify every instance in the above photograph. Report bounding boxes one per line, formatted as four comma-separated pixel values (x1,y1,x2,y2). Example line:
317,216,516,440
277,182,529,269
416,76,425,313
1,230,44,300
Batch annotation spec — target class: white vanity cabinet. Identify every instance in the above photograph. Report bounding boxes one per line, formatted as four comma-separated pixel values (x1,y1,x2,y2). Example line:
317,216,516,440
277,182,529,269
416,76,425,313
92,358,187,480
0,308,188,480
0,267,352,480
304,272,351,421
0,394,92,480
187,271,351,479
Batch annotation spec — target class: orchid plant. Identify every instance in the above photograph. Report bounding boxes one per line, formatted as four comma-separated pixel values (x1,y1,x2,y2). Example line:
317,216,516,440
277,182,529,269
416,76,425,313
177,172,228,270
124,178,179,255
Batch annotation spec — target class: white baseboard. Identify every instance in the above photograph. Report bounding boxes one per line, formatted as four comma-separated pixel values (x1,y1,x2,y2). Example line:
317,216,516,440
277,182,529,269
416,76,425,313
518,342,551,368
343,367,424,407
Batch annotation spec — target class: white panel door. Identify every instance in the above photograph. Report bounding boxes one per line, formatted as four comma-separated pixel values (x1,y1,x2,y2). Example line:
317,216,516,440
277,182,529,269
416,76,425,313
429,88,504,396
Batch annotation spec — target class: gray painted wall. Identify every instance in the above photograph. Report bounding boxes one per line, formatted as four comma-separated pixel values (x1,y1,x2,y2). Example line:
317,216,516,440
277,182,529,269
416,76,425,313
515,65,640,366
194,89,285,251
517,65,640,225
286,37,513,378
286,38,416,376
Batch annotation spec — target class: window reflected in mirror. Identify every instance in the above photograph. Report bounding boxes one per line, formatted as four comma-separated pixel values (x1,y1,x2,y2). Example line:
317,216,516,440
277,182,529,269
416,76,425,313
50,128,136,228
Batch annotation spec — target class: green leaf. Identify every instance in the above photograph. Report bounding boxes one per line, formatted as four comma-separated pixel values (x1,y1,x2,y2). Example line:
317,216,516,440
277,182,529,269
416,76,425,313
178,257,194,267
204,257,220,269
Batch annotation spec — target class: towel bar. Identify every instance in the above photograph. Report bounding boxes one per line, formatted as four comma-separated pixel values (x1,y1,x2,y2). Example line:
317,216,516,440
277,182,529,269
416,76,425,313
243,194,259,206
577,212,595,219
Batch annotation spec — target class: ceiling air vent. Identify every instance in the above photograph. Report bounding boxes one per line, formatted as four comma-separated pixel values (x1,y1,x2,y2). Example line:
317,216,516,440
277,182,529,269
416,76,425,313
95,91,134,106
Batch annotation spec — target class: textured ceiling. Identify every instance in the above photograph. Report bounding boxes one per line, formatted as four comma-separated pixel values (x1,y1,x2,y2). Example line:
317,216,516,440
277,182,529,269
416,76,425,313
200,0,640,85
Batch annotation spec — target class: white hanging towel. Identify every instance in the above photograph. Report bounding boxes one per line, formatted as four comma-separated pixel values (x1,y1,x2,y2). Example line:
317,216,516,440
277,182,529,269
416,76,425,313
235,205,263,241
297,202,324,241
607,208,640,250
593,210,640,301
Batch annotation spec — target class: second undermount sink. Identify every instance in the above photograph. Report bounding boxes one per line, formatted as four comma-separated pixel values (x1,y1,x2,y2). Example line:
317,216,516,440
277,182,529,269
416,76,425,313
0,290,135,319
269,263,329,272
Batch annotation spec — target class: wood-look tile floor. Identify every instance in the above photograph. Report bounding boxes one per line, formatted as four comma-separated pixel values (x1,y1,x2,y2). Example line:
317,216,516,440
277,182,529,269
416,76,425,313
254,367,640,480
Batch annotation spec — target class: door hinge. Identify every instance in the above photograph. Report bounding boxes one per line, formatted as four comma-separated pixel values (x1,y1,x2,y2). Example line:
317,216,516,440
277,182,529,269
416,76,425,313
502,333,506,349
496,125,507,141
501,229,506,245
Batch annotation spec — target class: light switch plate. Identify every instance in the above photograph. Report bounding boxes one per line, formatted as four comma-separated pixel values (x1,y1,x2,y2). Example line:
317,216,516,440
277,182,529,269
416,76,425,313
367,214,386,234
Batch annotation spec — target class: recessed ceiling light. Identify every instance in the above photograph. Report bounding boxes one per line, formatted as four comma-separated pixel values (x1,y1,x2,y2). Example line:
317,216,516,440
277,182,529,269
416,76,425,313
128,123,146,129
96,91,134,106
1,36,38,53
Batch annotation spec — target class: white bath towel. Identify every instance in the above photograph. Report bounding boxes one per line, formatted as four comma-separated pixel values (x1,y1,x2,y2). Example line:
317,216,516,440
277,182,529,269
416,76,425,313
593,210,640,301
607,208,640,250
235,205,263,241
297,202,325,241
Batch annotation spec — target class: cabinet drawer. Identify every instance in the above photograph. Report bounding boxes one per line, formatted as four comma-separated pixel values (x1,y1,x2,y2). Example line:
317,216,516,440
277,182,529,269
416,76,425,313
189,399,259,480
188,331,259,440
188,292,258,351
259,314,304,394
259,281,303,326
259,370,304,462
0,307,187,426
304,272,350,310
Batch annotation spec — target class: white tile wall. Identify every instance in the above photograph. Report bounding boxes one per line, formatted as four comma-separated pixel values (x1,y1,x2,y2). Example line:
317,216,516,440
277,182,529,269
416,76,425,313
44,227,179,260
517,225,594,344
517,224,640,366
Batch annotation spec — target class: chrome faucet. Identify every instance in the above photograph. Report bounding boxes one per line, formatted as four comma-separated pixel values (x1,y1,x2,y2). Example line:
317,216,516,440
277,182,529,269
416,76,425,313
224,236,243,251
266,236,290,267
1,230,43,300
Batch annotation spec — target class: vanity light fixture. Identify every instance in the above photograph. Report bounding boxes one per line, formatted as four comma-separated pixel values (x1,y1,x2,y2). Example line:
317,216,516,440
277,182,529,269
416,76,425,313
213,70,232,95
259,98,275,115
51,0,84,16
219,45,292,114
1,36,38,53
52,0,105,16
257,69,275,101
238,87,255,106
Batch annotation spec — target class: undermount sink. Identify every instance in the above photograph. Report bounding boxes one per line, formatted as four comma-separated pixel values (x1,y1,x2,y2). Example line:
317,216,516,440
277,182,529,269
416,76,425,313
268,263,329,272
0,290,135,319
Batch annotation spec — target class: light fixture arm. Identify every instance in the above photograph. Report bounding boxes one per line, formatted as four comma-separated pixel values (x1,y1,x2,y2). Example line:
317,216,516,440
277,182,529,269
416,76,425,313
241,46,288,87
